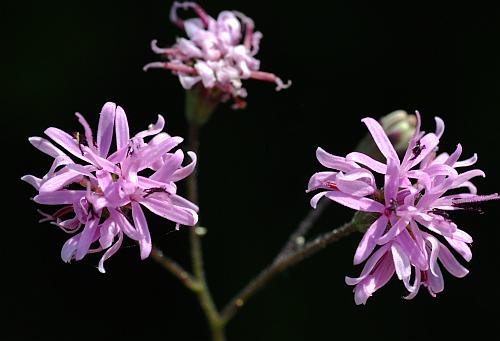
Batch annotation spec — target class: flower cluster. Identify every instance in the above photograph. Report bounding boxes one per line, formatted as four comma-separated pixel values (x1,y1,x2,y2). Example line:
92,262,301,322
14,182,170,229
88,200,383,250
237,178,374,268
144,1,291,108
22,102,198,272
308,112,498,304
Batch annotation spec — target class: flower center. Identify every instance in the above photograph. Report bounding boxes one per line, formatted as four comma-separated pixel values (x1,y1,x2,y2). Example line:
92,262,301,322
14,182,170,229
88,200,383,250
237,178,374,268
384,199,398,216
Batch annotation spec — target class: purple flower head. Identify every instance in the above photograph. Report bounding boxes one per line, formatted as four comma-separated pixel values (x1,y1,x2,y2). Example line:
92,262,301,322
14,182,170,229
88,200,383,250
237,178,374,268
308,112,499,304
22,102,198,272
143,1,291,109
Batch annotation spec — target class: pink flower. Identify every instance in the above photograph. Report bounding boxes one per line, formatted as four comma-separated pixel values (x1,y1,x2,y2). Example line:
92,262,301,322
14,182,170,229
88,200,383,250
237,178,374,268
143,1,291,108
308,112,499,303
22,102,198,272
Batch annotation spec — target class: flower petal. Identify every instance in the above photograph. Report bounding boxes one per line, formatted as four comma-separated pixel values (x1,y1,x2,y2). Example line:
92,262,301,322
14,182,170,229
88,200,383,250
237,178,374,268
99,219,119,249
307,171,337,192
310,192,327,209
451,169,485,188
450,229,473,243
82,147,121,174
135,115,166,139
39,170,84,193
98,232,123,273
97,102,116,157
45,127,90,162
434,116,445,138
345,152,387,174
179,74,202,89
115,105,130,150
345,244,391,285
336,178,375,197
428,264,444,294
34,190,86,205
75,112,95,151
137,177,177,196
141,197,198,226
422,164,458,179
132,202,152,259
109,209,140,240
456,181,477,194
107,146,129,164
403,269,421,300
351,253,395,305
372,254,396,291
75,216,100,260
353,215,388,265
353,279,373,305
169,194,199,212
133,136,184,172
391,243,411,280
454,153,478,168
195,61,216,88
21,175,43,190
402,111,422,164
151,150,184,182
29,136,67,158
397,228,428,271
384,158,399,204
171,151,197,182
444,144,462,167
95,169,113,193
424,234,440,276
325,191,384,213
445,237,472,261
377,218,407,245
61,234,80,262
405,133,439,170
361,117,399,162
438,242,469,277
316,147,358,172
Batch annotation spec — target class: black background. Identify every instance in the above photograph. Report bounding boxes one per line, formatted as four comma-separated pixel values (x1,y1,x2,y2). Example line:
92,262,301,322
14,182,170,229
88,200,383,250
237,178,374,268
4,1,500,340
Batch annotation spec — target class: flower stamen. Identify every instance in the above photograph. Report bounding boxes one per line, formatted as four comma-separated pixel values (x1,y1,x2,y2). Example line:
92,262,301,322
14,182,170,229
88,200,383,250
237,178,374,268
409,140,426,161
143,187,169,198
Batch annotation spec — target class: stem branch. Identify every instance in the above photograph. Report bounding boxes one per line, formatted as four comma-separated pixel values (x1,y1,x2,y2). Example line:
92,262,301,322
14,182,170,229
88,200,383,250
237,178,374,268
221,220,356,323
276,199,329,260
150,246,200,291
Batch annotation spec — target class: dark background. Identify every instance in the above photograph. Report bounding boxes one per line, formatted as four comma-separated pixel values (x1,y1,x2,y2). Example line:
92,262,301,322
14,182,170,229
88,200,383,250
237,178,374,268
3,1,500,340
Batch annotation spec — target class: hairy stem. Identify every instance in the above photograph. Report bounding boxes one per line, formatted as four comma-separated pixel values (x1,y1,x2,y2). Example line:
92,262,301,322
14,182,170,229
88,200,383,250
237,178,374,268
221,220,356,323
151,246,200,291
187,124,205,282
187,123,225,341
187,124,200,204
276,199,329,260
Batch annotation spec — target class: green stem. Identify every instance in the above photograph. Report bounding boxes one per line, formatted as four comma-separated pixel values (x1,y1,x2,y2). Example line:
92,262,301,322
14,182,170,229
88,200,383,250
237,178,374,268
187,122,226,341
210,323,226,341
150,246,200,291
